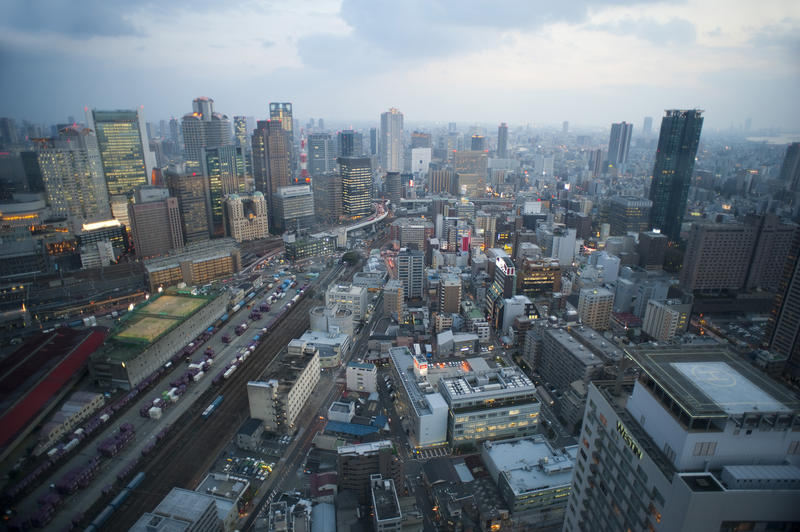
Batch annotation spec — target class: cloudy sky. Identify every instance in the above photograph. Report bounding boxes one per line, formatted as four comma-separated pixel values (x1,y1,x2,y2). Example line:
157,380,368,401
1,0,798,130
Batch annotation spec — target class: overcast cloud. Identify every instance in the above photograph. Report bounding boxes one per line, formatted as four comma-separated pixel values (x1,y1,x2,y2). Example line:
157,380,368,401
0,0,798,130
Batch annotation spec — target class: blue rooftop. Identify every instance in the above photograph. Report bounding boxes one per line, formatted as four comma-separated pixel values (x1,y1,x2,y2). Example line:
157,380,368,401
325,420,379,436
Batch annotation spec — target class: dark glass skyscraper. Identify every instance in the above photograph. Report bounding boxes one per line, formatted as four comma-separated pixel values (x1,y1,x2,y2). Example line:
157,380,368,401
778,142,800,192
497,122,508,158
648,109,703,241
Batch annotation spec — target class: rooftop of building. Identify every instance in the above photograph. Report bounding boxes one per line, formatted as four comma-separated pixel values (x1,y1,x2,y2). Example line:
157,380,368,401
568,326,624,362
299,329,349,346
347,361,376,371
144,238,239,271
388,346,447,418
483,436,577,495
254,345,318,388
439,364,536,402
237,417,262,437
329,401,352,414
337,440,393,456
153,487,217,523
372,476,401,522
196,472,248,501
129,513,190,532
631,344,800,419
544,328,606,367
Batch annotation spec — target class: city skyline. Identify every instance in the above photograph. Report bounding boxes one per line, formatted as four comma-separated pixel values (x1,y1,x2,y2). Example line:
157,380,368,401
1,1,798,130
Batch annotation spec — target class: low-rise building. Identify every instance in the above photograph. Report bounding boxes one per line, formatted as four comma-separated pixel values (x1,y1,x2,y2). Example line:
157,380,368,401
297,329,351,368
39,391,104,447
236,418,264,452
326,283,368,321
371,474,403,532
144,238,241,292
346,361,377,393
283,233,336,261
328,401,356,423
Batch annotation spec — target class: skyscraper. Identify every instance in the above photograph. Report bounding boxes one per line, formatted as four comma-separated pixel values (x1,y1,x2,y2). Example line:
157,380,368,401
397,248,424,300
88,109,154,197
648,109,704,241
642,115,653,136
339,156,372,219
607,121,633,172
273,185,315,233
380,108,403,172
764,230,800,378
385,171,401,206
204,145,244,236
269,102,294,170
369,127,378,156
166,170,210,244
223,192,269,242
128,186,183,258
308,133,336,175
497,122,508,158
778,142,800,192
562,121,569,133
33,126,111,226
252,120,291,231
337,129,363,157
181,97,231,172
233,116,248,149
470,135,487,151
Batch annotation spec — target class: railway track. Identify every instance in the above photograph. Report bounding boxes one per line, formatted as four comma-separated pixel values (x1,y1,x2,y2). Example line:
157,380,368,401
105,296,318,530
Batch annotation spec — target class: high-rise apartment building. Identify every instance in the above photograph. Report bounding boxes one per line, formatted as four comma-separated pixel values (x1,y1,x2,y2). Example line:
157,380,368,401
383,279,404,318
88,109,154,197
648,109,704,241
181,97,231,172
223,192,269,242
339,156,372,219
607,122,633,172
273,185,314,233
497,122,508,158
779,142,800,192
438,275,462,314
166,171,211,244
204,145,244,236
609,195,652,235
308,133,336,176
641,298,691,342
33,126,111,226
252,120,291,230
397,248,424,300
563,345,800,532
380,108,403,172
128,187,183,258
577,287,614,331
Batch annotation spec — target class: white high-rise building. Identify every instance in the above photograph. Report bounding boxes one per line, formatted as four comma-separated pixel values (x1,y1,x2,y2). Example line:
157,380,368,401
380,108,403,172
564,345,800,532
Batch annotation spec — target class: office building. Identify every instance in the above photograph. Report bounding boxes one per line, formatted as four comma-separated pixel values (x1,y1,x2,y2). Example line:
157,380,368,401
383,279,404,318
438,359,539,446
609,196,652,235
269,102,294,169
273,185,314,233
607,121,633,173
518,257,561,298
33,126,111,226
233,115,249,149
252,119,291,230
410,131,432,149
346,361,377,393
337,129,363,157
438,275,462,314
283,233,336,261
642,299,691,341
337,440,404,503
247,344,320,434
411,147,431,175
313,171,343,222
638,231,668,270
648,110,704,241
486,256,516,325
130,487,222,532
339,156,372,219
223,192,269,242
369,127,378,155
428,167,455,195
128,187,183,258
470,134,487,151
538,327,605,393
143,239,240,291
87,109,153,197
296,330,351,368
308,133,336,176
387,347,449,448
497,122,508,158
482,436,576,523
764,229,800,378
475,211,497,250
779,142,800,191
390,217,433,251
577,287,614,331
166,170,211,243
385,171,401,206
204,145,244,236
181,97,231,172
563,345,800,532
397,248,424,300
325,283,368,321
380,108,403,172
454,150,488,195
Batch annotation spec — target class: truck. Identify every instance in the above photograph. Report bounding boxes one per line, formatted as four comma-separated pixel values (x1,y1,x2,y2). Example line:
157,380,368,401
249,311,262,320
221,334,231,344
204,347,215,357
235,323,248,335
259,303,270,312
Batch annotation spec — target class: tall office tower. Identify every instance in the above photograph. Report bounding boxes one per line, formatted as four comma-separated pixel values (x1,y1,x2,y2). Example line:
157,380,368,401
486,256,516,324
308,133,335,175
608,195,652,235
475,211,497,250
34,126,111,225
562,121,569,133
496,122,508,158
166,170,211,243
339,156,372,219
764,230,800,377
313,172,342,223
273,185,315,232
384,171,401,206
168,117,180,145
588,149,603,178
410,131,431,149
607,121,633,172
642,115,653,136
648,109,704,241
87,109,154,197
517,257,561,297
233,116,248,149
337,129,363,157
252,120,291,230
428,167,455,195
180,97,231,172
380,108,403,172
564,345,800,532
397,248,424,300
438,275,462,314
470,135,487,151
128,186,183,258
369,127,378,156
269,102,294,170
223,192,269,242
204,145,244,236
577,287,614,330
779,142,800,191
